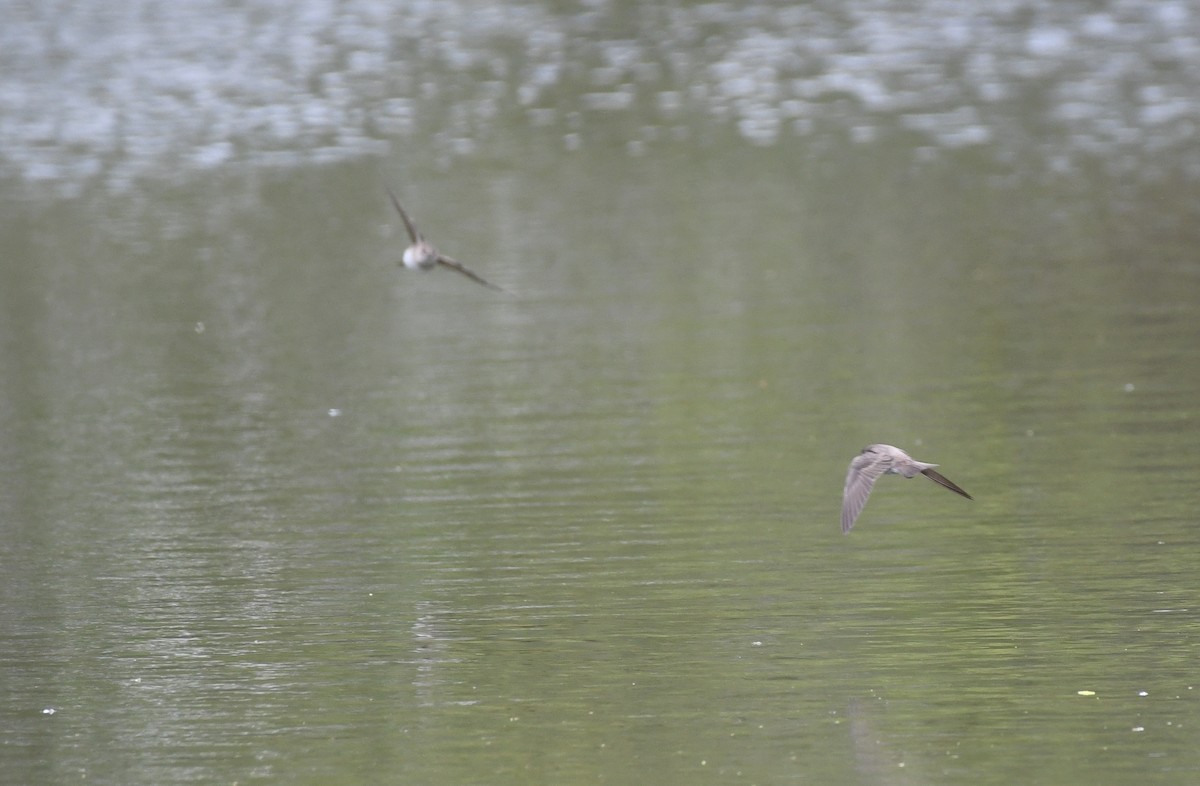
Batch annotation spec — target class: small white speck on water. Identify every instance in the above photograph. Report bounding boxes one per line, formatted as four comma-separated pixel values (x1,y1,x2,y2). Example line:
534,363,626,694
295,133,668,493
328,408,341,417
194,322,205,333
1124,383,1135,392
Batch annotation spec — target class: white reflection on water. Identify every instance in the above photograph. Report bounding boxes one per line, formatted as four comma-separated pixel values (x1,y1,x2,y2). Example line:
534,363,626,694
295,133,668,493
2,0,1199,190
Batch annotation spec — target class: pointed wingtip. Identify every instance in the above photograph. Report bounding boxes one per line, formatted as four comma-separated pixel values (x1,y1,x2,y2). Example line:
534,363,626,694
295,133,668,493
436,257,508,293
921,468,973,501
385,186,422,243
841,504,858,533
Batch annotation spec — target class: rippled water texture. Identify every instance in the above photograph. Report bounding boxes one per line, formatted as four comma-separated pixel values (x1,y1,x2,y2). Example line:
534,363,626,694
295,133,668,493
3,2,1200,785
3,0,1200,191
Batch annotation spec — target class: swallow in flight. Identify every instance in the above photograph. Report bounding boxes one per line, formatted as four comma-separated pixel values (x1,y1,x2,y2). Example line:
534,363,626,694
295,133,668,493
387,187,505,292
841,444,972,533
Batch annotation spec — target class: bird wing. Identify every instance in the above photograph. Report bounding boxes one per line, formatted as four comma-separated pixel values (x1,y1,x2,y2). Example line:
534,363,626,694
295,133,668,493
920,468,973,500
386,187,423,244
436,255,505,292
842,450,892,533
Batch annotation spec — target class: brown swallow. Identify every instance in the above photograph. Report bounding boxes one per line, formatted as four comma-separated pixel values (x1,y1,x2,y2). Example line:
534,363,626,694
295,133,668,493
386,187,505,292
841,444,972,533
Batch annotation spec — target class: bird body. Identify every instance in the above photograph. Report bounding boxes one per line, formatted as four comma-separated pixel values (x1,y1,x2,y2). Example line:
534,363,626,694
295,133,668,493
841,444,972,533
401,241,439,271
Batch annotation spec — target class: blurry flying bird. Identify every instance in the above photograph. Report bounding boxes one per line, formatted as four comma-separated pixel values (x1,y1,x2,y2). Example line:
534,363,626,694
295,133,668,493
386,187,505,292
841,444,972,533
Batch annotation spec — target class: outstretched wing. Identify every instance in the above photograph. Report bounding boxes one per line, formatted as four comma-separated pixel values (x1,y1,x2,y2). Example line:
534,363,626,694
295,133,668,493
436,255,506,292
386,187,423,244
842,450,892,533
920,468,973,500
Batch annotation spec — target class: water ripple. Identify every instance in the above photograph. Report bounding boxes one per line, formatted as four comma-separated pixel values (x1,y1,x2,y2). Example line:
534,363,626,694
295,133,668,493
3,0,1199,191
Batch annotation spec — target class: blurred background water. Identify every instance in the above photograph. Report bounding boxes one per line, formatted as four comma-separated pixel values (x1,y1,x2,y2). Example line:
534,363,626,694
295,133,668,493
2,1,1199,784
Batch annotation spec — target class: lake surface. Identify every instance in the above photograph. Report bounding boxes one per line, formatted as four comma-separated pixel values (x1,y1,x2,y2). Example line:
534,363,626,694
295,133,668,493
2,1,1200,784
